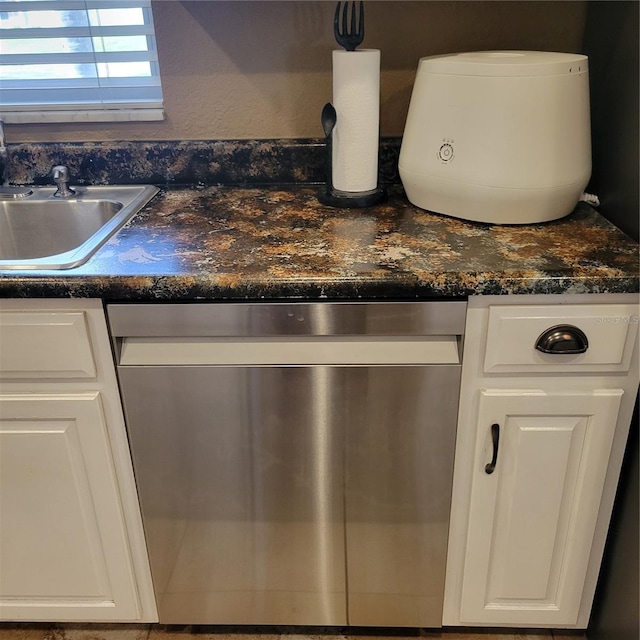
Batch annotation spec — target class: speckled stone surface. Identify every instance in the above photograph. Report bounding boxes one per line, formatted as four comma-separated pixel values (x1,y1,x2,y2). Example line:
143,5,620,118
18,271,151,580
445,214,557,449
0,185,637,301
4,139,401,187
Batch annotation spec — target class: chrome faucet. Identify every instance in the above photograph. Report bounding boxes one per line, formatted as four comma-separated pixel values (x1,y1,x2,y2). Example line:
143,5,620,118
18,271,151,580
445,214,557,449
52,165,76,198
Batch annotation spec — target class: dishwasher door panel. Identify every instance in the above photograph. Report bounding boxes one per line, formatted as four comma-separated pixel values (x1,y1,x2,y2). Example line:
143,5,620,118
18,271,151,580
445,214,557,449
118,365,346,625
118,363,459,627
345,365,461,627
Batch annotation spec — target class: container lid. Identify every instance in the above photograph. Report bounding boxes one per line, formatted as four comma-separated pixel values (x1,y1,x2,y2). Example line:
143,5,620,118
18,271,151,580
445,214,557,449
418,51,588,77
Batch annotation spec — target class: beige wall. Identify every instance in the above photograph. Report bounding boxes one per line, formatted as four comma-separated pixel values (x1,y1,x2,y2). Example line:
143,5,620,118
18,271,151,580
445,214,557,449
11,1,587,143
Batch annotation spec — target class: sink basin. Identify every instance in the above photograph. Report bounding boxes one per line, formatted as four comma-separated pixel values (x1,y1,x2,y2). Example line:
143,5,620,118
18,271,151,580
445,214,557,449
0,185,158,269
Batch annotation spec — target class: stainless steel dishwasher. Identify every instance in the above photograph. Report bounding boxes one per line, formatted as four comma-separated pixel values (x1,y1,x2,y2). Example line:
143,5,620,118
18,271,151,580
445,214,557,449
107,301,466,627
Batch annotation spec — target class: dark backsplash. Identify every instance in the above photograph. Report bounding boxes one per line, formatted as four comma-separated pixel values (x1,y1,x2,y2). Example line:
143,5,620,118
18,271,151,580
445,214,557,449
4,138,402,187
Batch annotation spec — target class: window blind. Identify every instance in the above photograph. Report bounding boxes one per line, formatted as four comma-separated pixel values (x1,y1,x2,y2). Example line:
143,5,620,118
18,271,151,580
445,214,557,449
0,0,164,122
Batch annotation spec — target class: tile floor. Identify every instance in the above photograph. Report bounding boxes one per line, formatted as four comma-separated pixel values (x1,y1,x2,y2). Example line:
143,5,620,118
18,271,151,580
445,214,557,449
0,625,587,640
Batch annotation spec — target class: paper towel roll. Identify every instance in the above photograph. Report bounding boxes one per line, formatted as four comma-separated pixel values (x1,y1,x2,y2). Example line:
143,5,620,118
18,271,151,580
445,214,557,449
332,49,380,193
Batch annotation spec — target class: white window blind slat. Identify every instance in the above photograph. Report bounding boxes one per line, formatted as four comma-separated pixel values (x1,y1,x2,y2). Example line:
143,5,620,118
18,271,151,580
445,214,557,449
0,25,156,38
0,0,164,122
0,1,152,10
2,75,160,88
1,51,159,65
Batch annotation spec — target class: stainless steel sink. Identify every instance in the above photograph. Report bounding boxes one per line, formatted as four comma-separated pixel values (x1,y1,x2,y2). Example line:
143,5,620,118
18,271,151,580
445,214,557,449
0,185,158,269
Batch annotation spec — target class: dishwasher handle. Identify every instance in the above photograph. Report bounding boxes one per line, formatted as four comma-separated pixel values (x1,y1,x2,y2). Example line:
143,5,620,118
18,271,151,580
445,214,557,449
116,335,462,366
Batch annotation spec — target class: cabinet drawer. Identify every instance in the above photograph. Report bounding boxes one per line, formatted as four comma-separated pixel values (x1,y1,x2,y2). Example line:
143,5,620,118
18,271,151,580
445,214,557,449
484,304,639,373
0,311,96,379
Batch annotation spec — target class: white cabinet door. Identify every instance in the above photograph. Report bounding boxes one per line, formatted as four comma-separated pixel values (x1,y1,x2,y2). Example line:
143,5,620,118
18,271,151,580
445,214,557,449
0,393,141,621
459,388,623,627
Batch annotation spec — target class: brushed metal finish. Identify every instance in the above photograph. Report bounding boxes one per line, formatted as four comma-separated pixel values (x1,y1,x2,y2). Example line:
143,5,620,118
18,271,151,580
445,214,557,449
118,364,460,626
117,336,461,366
119,365,347,625
0,185,158,269
108,300,467,338
0,200,121,260
344,365,461,627
112,300,465,626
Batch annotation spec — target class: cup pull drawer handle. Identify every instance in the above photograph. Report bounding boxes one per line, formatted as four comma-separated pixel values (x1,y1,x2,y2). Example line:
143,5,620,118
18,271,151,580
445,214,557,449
535,324,589,355
485,423,500,475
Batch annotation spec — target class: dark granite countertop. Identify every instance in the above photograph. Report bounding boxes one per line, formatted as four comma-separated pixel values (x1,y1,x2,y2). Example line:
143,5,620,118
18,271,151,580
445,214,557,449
0,185,638,301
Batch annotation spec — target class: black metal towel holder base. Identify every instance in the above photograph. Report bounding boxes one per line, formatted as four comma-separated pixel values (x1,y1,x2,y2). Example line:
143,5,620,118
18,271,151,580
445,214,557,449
318,184,387,208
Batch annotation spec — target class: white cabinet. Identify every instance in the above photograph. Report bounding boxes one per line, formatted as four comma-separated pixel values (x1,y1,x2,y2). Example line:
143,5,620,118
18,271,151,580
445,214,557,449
0,300,156,623
444,294,639,629
1,394,139,618
461,389,622,626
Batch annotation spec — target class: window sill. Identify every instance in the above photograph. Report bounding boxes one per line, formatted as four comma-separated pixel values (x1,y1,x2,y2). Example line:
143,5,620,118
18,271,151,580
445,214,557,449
0,109,165,124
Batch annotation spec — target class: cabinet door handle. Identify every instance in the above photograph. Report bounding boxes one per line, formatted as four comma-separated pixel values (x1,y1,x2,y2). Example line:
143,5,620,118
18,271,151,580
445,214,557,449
535,324,589,354
485,423,500,474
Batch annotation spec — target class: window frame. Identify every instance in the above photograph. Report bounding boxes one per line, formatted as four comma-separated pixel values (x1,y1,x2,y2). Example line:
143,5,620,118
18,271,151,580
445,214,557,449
0,0,165,123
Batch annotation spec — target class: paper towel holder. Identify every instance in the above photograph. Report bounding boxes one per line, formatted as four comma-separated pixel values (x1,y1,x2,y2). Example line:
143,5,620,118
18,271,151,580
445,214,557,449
318,102,387,208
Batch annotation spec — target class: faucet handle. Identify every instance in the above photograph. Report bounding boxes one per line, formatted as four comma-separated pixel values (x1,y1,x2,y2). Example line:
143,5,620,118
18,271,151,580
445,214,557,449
52,165,70,182
52,165,76,198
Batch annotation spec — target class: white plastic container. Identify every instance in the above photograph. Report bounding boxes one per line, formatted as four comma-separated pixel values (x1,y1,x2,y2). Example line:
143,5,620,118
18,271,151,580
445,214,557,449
398,51,592,224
